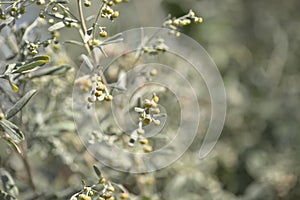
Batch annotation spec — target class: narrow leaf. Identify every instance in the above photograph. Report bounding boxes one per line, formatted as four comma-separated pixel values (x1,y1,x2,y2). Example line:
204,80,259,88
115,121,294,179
101,33,123,45
81,54,94,71
2,137,22,154
0,119,24,142
28,55,50,63
93,165,102,178
0,168,19,198
64,40,84,47
0,17,14,31
13,55,50,73
48,21,65,32
8,78,19,92
30,65,72,79
81,180,86,187
6,89,37,119
57,0,69,3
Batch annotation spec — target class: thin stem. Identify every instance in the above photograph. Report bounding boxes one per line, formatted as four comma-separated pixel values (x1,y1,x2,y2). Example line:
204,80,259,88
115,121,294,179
20,151,36,191
77,0,87,34
77,0,91,54
92,3,105,42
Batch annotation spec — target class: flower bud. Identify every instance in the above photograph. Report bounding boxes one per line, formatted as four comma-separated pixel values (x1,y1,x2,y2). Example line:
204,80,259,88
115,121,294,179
99,31,108,37
36,0,46,5
120,193,129,199
194,17,203,24
96,84,106,91
0,113,4,120
84,1,91,7
139,138,148,145
173,19,180,26
95,91,103,97
105,95,113,101
111,11,119,18
154,119,160,126
137,128,145,135
143,145,153,153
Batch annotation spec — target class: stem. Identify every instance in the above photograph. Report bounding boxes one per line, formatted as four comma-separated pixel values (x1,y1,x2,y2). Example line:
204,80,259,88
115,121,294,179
77,0,91,54
77,0,87,34
14,79,36,191
20,151,36,191
92,3,105,42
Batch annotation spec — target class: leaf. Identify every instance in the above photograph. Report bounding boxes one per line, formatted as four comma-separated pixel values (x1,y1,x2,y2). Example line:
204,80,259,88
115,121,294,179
30,65,72,79
28,55,50,63
64,40,84,47
101,33,123,45
6,89,37,119
48,21,65,32
0,168,19,199
13,55,50,73
9,83,19,92
0,190,17,200
2,137,22,154
81,54,94,71
93,165,102,178
7,77,19,92
0,119,24,143
81,180,86,187
0,17,14,31
57,0,69,3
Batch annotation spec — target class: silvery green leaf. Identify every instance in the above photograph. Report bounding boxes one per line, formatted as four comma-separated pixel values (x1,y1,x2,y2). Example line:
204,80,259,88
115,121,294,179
47,12,64,19
7,77,19,92
2,137,22,154
0,168,18,199
30,65,72,79
81,54,94,71
64,17,78,23
12,55,50,73
108,84,127,91
48,21,65,32
134,107,144,112
0,119,24,143
3,64,17,75
64,40,84,47
101,33,123,45
0,17,14,31
57,0,69,3
86,15,95,22
6,89,37,119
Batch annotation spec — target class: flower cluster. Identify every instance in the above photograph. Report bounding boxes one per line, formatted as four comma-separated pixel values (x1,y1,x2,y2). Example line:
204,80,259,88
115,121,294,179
163,9,203,37
128,93,161,153
100,0,126,21
80,0,128,48
70,166,130,200
87,74,113,109
0,1,29,19
142,38,169,55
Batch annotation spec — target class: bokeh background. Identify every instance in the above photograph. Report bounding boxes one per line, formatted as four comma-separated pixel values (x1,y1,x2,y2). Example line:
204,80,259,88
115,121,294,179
81,0,300,199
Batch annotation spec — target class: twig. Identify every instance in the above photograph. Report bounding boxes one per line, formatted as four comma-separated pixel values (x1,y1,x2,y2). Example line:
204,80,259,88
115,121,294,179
77,0,91,54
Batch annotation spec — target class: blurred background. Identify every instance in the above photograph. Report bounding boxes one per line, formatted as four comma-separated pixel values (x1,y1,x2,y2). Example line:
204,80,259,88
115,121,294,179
1,0,300,199
101,0,300,199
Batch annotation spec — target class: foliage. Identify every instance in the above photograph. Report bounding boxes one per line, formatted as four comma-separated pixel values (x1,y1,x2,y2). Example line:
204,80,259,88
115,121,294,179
1,0,299,200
